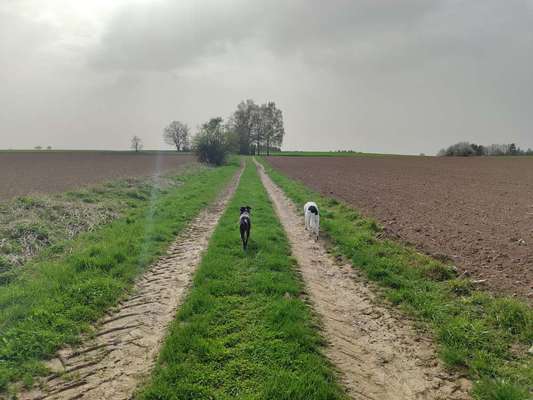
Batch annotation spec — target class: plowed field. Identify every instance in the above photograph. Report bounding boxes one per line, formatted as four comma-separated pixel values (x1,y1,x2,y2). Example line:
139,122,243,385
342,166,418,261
267,156,533,302
0,151,194,200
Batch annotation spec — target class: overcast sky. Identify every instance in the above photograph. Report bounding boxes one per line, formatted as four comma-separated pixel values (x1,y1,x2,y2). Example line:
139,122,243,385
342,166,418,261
1,0,532,154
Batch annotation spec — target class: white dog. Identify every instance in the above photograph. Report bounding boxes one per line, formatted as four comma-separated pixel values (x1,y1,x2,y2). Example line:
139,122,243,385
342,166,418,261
304,201,320,240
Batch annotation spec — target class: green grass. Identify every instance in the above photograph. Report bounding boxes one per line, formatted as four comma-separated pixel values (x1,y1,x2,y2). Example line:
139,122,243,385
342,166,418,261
136,160,347,400
0,172,193,282
0,161,239,393
258,157,533,400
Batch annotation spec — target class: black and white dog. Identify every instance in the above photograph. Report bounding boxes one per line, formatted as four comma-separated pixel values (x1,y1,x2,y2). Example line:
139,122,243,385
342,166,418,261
239,206,252,250
304,201,320,240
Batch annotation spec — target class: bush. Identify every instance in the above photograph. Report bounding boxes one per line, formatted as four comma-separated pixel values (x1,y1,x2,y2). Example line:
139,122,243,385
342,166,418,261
438,142,528,156
438,142,475,157
193,117,232,166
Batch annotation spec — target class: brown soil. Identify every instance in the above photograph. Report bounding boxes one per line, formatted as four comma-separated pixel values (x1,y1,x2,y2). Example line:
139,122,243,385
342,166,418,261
0,152,195,200
19,165,243,400
256,159,470,400
267,156,533,302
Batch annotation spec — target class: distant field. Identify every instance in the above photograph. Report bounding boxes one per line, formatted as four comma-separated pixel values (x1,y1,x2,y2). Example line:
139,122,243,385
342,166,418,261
269,151,402,157
267,155,533,302
0,151,194,200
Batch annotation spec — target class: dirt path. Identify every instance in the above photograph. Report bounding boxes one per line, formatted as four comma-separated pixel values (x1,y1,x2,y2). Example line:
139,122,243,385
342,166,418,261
255,160,471,400
21,166,243,400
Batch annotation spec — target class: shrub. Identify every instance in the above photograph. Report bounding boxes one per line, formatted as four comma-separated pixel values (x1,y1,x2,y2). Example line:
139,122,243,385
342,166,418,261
193,117,232,166
438,142,475,157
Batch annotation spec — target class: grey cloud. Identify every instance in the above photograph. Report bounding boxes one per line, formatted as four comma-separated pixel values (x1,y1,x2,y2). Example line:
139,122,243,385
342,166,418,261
1,0,533,154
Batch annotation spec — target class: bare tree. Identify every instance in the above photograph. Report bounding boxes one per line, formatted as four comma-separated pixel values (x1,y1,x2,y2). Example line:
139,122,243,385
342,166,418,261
163,121,190,151
131,136,143,152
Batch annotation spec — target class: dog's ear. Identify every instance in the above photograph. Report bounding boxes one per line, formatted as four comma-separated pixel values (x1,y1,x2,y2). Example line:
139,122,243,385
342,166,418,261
240,207,245,213
246,206,252,212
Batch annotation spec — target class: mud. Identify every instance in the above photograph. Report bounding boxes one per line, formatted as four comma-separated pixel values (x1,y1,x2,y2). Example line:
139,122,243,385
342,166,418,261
256,159,470,400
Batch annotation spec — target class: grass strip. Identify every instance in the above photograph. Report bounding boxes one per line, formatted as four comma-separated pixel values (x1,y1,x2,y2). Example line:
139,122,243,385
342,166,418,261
0,161,239,392
137,160,347,400
259,157,533,400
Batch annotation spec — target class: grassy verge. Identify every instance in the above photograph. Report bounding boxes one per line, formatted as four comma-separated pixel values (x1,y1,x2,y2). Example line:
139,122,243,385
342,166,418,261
259,157,533,400
0,161,239,393
137,160,346,400
0,171,195,283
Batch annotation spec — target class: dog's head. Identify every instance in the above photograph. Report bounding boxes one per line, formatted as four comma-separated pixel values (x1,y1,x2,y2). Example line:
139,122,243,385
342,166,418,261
240,206,252,215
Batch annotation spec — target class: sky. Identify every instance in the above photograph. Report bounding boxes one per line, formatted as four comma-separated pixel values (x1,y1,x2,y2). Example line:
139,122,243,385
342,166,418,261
1,0,532,154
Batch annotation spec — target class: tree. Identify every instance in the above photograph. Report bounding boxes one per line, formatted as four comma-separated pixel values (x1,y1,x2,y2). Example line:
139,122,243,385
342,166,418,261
470,143,485,156
265,102,284,156
163,121,190,151
438,142,475,156
250,106,265,156
228,99,285,155
193,117,231,165
230,99,257,155
131,136,143,152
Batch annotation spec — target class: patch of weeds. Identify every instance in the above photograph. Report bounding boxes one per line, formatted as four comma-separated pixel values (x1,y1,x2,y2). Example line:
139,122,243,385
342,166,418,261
0,255,12,272
487,298,532,340
447,279,474,297
423,262,457,281
0,169,193,281
473,379,529,400
259,157,533,400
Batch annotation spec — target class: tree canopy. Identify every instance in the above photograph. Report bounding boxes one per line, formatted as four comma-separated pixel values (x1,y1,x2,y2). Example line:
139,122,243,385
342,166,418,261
163,121,190,151
228,99,285,155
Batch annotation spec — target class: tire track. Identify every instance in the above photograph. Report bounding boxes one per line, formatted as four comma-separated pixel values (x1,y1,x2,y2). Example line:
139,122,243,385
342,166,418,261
255,159,471,400
20,165,244,400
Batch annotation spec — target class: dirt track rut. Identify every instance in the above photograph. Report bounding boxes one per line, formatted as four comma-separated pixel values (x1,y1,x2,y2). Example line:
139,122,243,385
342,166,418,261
21,166,243,400
256,160,471,400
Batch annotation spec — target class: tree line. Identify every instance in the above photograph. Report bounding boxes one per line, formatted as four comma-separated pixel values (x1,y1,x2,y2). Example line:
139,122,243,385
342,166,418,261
437,142,533,157
132,99,285,164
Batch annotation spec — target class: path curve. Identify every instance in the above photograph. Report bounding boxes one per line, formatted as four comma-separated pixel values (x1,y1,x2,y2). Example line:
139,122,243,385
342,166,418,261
256,159,470,400
21,165,244,400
